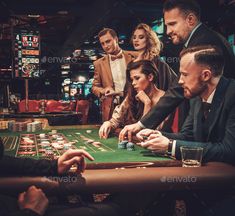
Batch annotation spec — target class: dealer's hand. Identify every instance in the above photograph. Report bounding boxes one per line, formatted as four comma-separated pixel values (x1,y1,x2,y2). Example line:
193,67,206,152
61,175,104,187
140,133,169,154
18,185,48,216
119,122,142,141
99,121,112,139
57,149,94,174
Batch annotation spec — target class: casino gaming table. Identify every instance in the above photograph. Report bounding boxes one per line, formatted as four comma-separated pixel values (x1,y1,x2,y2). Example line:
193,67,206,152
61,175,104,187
1,126,177,168
1,125,235,195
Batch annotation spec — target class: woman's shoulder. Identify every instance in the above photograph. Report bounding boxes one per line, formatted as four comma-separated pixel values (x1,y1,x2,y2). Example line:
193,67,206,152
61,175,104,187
123,50,138,58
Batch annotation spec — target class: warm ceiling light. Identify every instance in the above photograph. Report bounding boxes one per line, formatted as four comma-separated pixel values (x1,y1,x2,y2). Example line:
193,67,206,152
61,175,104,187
57,11,68,15
28,14,40,18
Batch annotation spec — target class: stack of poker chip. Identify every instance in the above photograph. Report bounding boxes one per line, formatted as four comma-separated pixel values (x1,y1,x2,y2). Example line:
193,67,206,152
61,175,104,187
8,121,28,132
27,121,42,132
118,140,135,151
0,120,11,130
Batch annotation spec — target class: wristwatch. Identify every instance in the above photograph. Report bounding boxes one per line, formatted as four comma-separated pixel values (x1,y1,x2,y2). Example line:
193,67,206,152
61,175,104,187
166,139,174,156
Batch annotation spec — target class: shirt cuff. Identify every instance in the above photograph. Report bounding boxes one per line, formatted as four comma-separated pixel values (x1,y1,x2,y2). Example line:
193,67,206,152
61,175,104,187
138,121,146,129
171,140,177,157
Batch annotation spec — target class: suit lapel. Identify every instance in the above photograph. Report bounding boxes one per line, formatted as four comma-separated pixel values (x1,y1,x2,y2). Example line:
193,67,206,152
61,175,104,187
102,55,113,86
187,24,205,47
207,77,230,139
194,98,203,141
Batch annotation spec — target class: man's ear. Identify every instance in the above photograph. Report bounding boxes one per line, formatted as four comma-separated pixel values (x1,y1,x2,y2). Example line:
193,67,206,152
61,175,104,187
201,69,212,81
186,13,197,27
115,36,119,43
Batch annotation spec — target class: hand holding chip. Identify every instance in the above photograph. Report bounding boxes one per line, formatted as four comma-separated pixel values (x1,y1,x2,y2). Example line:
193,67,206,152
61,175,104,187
136,129,161,141
138,132,169,154
57,149,94,174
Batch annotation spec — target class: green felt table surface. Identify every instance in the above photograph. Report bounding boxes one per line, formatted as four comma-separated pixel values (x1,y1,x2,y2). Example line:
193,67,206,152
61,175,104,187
1,128,172,165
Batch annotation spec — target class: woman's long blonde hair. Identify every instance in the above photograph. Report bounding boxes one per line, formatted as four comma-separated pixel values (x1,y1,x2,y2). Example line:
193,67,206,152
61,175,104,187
131,23,163,60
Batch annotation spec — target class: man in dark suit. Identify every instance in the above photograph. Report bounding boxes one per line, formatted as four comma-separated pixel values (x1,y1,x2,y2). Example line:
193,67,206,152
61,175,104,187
119,0,235,141
0,140,124,216
137,45,235,216
136,45,235,165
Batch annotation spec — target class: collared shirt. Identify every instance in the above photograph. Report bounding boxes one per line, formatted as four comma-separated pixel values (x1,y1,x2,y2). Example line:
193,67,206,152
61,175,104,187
202,89,216,103
109,50,127,94
184,22,202,48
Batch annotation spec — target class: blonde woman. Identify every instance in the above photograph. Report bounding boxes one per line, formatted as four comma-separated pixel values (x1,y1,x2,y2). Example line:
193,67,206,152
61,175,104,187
132,23,177,91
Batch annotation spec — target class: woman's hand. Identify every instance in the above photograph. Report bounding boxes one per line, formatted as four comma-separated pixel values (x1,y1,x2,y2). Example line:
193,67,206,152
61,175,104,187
135,90,151,105
99,121,112,139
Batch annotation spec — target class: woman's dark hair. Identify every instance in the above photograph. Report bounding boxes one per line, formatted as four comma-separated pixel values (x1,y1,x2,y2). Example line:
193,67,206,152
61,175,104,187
123,60,159,123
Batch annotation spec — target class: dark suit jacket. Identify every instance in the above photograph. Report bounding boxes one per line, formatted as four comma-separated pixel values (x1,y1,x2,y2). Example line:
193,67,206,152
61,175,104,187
0,138,58,215
162,77,235,165
0,138,57,176
141,24,235,128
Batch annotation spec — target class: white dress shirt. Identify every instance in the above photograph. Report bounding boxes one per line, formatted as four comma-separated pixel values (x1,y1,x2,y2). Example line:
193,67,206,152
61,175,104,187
109,50,127,94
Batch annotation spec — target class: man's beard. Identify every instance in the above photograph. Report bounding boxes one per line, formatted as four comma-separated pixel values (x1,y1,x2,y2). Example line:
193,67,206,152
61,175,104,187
184,81,207,99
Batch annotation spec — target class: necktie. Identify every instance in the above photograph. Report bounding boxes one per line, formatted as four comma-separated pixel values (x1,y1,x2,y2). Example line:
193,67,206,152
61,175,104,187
110,53,123,61
202,102,211,120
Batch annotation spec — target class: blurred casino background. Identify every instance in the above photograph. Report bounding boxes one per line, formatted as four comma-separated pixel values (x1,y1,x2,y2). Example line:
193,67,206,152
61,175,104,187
0,0,234,123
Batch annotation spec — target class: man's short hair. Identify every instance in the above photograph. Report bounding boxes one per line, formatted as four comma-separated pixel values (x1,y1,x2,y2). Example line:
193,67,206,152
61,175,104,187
98,28,117,39
163,0,201,19
180,45,225,77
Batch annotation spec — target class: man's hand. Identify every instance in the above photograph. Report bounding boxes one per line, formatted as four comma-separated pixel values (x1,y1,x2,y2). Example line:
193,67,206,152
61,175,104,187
119,123,142,141
140,133,169,154
57,149,94,174
136,129,161,141
104,87,115,96
18,186,48,216
99,121,112,139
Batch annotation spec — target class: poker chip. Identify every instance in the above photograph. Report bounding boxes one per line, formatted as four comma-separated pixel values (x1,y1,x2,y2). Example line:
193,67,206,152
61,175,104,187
39,133,46,138
126,142,135,151
52,134,59,139
118,140,128,149
51,130,57,134
86,130,92,133
18,151,36,155
52,142,64,150
38,148,46,153
41,141,50,144
45,150,55,160
64,143,72,148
